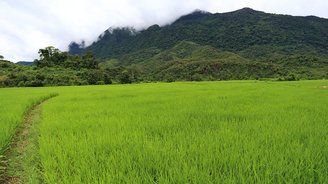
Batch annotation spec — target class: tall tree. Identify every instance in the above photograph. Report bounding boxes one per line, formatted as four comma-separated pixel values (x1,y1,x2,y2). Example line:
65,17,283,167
81,52,98,69
34,46,64,67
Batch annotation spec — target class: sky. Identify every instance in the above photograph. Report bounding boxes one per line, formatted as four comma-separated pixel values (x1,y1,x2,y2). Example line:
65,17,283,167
1,0,328,62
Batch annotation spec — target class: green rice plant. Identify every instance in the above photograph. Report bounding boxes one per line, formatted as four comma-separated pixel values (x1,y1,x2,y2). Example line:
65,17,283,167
0,88,54,154
33,81,327,183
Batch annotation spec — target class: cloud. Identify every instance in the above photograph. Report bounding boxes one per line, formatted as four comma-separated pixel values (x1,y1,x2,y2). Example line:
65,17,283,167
0,0,328,62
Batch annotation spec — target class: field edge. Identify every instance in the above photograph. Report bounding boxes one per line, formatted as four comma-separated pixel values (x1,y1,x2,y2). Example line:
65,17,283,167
0,93,58,184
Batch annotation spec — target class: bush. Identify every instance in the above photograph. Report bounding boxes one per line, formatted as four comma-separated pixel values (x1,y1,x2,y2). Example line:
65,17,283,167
119,70,132,84
103,73,112,84
278,73,300,81
18,81,26,87
27,80,43,87
96,81,105,85
190,74,203,81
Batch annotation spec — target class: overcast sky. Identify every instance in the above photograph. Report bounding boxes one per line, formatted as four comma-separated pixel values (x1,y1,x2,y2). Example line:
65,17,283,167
1,0,328,62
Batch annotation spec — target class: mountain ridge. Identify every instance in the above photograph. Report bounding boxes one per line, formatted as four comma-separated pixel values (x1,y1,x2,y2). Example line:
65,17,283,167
69,7,328,61
65,7,328,81
1,8,327,88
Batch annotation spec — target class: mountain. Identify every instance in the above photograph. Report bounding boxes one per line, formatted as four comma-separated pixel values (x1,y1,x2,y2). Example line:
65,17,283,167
68,8,328,80
16,61,34,66
138,41,283,81
70,8,328,60
4,8,328,88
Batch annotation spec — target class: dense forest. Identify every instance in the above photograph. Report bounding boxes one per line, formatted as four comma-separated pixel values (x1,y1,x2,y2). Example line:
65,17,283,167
0,47,121,87
71,8,328,59
1,8,328,87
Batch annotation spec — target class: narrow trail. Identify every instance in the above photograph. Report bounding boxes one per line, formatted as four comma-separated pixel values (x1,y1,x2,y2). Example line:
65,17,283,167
0,95,57,184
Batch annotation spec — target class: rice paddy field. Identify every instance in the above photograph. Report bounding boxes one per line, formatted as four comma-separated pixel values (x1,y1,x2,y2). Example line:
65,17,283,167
0,80,328,183
0,88,54,154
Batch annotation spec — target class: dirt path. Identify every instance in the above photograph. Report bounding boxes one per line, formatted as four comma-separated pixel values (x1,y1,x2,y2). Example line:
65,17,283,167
0,95,56,184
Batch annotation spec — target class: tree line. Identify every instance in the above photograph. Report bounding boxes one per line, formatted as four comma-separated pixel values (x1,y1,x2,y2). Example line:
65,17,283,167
0,47,137,87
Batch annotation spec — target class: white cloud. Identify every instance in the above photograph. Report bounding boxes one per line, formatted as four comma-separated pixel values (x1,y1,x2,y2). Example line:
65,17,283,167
0,0,327,62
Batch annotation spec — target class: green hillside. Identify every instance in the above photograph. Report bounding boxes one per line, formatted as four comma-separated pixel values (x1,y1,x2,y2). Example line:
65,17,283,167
71,8,328,60
67,8,328,81
98,41,327,81
138,41,281,81
1,8,328,88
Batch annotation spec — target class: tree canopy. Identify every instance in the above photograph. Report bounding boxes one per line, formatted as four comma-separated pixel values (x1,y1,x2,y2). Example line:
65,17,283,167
34,47,99,69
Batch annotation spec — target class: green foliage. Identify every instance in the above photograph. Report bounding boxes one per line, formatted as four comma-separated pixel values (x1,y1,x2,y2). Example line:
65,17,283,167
35,47,99,69
0,89,54,157
3,8,328,87
65,9,328,83
103,73,112,85
80,52,98,69
110,41,325,82
0,47,127,87
1,81,328,183
82,69,104,85
1,40,328,88
2,81,323,183
278,73,300,81
118,70,132,84
73,8,328,61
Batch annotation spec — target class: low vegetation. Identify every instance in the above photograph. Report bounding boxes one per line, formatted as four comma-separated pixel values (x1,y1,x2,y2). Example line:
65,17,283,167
0,89,52,155
0,88,56,182
1,81,327,183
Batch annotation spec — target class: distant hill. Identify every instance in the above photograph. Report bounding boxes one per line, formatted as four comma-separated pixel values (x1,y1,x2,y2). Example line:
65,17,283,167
70,8,328,60
69,8,328,80
104,41,285,81
16,61,34,66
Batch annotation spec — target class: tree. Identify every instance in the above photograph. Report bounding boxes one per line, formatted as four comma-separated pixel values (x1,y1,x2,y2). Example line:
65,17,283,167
0,75,8,86
119,70,132,84
103,73,112,84
82,69,103,85
81,52,98,69
34,46,64,67
38,46,60,61
0,55,4,60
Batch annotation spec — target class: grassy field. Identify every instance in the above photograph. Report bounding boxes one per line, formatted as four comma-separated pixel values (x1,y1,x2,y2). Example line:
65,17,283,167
0,88,54,154
1,81,328,183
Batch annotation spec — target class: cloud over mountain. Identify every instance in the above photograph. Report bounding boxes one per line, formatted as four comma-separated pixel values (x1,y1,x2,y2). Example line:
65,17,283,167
0,0,327,62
